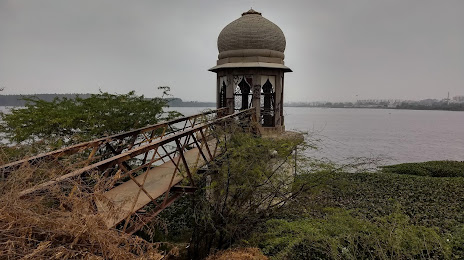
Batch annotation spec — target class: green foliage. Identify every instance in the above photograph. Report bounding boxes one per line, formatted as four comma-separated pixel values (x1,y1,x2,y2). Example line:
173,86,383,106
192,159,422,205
146,195,195,243
449,225,464,257
185,130,308,257
0,90,181,146
251,208,451,260
249,161,464,258
0,143,42,164
308,170,464,233
381,161,464,177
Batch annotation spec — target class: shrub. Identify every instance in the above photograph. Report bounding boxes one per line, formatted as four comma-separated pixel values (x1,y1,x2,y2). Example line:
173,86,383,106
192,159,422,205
176,130,310,258
251,208,451,260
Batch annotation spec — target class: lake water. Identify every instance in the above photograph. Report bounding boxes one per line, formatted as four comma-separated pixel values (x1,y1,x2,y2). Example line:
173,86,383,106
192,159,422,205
169,107,464,165
2,106,463,164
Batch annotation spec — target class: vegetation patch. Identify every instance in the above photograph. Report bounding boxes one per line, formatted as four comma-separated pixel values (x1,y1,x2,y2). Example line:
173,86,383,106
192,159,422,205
251,208,451,260
309,170,464,233
381,160,464,177
246,163,464,259
0,88,181,146
0,166,170,259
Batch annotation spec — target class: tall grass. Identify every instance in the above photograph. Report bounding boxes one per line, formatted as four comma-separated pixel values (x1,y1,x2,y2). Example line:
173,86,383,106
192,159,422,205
0,158,171,259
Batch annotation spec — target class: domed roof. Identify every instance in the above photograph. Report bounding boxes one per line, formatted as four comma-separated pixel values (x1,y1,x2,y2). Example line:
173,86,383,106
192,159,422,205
217,9,286,53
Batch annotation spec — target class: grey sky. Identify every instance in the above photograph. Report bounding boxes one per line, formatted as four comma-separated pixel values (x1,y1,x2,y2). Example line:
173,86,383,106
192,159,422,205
0,0,463,102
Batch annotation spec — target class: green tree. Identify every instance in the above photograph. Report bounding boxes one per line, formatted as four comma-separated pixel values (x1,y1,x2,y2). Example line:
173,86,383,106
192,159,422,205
180,129,313,258
0,89,181,146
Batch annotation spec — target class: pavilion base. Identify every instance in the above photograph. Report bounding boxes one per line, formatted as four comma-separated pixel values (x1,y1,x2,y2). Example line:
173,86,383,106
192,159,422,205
258,125,285,135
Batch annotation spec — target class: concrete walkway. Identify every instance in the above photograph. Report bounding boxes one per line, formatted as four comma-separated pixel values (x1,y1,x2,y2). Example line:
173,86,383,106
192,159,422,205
95,141,215,228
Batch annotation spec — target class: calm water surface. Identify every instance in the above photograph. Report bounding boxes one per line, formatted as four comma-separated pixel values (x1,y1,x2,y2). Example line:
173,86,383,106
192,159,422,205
169,107,464,164
2,106,463,164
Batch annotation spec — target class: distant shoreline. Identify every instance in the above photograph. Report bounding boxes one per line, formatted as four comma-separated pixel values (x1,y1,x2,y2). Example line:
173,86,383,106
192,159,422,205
0,94,216,108
1,94,463,111
284,105,464,112
2,105,462,113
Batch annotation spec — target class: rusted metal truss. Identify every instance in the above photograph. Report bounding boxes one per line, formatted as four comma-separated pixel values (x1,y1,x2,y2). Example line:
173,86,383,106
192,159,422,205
0,108,227,179
10,107,257,234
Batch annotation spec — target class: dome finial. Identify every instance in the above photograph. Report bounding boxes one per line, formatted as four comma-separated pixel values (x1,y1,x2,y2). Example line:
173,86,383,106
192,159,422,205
242,8,261,16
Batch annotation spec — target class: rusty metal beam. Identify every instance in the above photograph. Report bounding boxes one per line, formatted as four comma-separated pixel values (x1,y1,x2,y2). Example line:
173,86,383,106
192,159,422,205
20,107,254,197
15,107,257,234
18,108,248,197
1,108,227,176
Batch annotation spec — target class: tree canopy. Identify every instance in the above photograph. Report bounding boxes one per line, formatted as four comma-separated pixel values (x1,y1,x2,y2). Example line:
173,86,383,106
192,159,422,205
0,89,181,146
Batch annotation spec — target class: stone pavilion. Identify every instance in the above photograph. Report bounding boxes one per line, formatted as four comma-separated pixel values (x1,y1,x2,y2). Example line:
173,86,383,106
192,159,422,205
209,9,292,134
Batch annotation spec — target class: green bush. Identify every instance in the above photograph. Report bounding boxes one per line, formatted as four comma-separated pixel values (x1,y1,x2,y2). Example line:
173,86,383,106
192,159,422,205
381,161,464,177
449,225,464,257
0,89,181,146
252,208,452,259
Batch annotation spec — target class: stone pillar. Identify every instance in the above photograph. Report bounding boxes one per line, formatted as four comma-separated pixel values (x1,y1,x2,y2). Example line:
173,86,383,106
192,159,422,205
216,75,220,109
252,73,261,121
226,73,234,114
274,71,282,127
280,73,285,126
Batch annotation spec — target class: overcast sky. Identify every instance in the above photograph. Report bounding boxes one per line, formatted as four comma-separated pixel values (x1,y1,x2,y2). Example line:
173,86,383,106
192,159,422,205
1,0,463,102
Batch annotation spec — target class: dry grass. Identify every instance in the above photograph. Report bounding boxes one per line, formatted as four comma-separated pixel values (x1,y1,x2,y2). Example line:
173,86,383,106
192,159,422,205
0,159,172,260
206,248,268,260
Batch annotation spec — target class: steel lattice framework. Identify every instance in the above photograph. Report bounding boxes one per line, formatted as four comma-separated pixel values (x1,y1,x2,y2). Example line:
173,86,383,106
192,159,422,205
1,107,257,234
